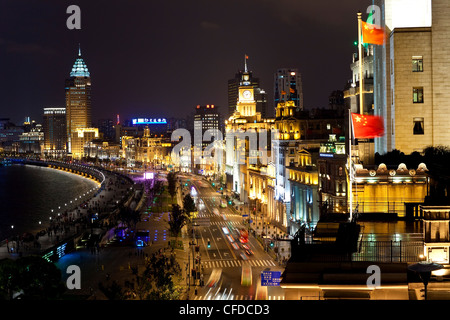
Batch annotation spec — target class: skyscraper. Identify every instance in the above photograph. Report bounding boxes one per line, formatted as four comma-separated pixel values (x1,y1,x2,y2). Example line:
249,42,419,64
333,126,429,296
43,108,67,157
274,68,304,112
66,45,92,155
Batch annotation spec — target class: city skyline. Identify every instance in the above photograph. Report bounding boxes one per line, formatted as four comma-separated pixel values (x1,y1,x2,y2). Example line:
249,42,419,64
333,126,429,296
0,0,371,124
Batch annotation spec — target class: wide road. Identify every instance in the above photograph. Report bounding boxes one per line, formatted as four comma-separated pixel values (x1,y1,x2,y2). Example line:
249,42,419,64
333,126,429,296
180,174,285,300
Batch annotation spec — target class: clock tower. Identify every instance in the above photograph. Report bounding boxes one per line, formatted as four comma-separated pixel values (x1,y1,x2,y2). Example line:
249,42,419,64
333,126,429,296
236,71,257,116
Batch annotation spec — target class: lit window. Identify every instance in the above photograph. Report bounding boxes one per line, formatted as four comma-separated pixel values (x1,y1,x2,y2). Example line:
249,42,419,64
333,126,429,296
413,87,424,103
412,56,423,72
413,118,424,135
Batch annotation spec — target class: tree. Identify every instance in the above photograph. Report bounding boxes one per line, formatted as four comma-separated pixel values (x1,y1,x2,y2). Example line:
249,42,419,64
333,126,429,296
168,204,188,241
117,205,140,229
141,254,183,300
0,258,20,300
167,171,177,202
98,280,126,300
0,256,65,300
183,194,196,218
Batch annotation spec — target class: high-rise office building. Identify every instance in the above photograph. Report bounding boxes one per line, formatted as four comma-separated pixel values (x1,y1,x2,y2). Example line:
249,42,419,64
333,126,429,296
274,68,304,112
66,46,92,156
194,104,221,150
374,0,450,155
43,108,67,157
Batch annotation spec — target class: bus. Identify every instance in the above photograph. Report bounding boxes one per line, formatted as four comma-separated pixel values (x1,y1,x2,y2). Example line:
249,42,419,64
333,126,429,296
241,262,252,287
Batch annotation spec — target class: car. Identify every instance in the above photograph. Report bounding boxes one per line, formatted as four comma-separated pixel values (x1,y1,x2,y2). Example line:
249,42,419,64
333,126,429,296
245,249,253,256
231,242,240,250
226,234,235,243
240,252,249,260
242,244,250,250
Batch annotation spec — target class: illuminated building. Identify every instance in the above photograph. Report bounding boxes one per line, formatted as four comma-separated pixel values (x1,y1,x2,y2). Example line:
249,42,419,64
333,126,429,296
0,118,23,153
65,46,92,154
194,105,221,150
228,58,267,118
352,162,428,219
274,68,303,111
43,108,67,158
18,124,44,154
289,148,320,232
225,70,269,199
374,0,450,154
420,206,450,277
71,128,99,159
274,103,344,233
84,141,120,161
344,45,374,115
122,127,172,168
193,104,222,176
317,135,348,215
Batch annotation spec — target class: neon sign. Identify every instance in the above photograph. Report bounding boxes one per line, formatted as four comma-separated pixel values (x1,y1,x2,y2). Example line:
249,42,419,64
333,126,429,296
132,118,167,125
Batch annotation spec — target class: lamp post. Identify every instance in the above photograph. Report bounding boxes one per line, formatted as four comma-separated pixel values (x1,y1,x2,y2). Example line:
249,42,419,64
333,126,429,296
408,261,444,300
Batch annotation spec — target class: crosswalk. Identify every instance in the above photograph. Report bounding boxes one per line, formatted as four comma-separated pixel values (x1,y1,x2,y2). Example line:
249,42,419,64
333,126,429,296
193,219,244,228
210,220,243,227
193,295,285,300
202,259,276,269
197,212,241,219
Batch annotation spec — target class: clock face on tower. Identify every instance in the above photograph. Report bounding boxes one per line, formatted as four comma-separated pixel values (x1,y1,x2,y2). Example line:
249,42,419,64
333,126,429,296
243,90,252,99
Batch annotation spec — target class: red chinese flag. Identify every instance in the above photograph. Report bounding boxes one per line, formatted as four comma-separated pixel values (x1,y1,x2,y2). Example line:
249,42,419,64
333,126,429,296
289,88,295,93
351,113,385,139
361,21,385,45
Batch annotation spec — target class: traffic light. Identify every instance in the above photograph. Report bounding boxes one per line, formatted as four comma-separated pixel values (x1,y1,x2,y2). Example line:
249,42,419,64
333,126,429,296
270,241,274,248
195,245,199,252
228,200,232,205
185,183,188,186
207,241,211,248
212,182,215,186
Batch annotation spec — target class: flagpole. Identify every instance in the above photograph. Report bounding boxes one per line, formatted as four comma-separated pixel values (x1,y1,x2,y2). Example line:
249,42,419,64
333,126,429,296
357,11,364,115
349,109,353,222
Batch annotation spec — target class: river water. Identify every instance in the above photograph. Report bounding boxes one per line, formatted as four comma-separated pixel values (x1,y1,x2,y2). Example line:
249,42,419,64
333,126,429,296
0,164,98,240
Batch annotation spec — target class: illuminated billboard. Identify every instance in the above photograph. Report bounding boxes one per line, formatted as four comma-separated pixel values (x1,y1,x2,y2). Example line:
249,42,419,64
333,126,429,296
132,118,167,125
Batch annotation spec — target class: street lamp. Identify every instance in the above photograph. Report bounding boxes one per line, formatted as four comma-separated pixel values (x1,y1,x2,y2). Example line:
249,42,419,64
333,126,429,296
408,261,444,300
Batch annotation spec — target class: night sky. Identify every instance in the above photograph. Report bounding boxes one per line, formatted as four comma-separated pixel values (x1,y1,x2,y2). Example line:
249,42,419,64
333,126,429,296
0,0,372,125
